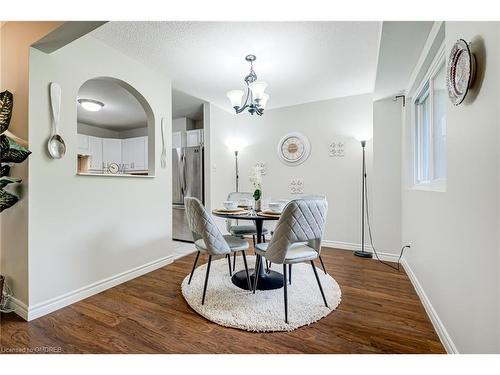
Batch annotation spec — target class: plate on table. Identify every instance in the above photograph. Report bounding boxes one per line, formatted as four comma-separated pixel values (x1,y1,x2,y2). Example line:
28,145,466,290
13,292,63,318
257,210,282,218
213,208,248,215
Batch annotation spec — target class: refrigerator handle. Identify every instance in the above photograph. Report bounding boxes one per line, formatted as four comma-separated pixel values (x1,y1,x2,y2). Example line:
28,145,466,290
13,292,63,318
180,150,186,198
181,150,188,197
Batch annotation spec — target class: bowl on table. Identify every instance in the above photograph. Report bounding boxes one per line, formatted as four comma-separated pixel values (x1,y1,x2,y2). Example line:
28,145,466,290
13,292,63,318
223,201,238,210
268,202,284,213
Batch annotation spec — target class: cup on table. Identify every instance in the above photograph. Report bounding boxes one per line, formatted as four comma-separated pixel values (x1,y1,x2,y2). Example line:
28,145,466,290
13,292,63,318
223,201,238,210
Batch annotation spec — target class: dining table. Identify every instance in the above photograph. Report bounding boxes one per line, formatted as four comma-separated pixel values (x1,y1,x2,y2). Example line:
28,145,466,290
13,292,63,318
211,209,282,291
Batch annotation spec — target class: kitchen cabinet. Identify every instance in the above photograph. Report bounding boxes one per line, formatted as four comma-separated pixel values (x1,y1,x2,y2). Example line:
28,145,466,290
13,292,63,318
77,134,148,173
77,134,90,155
102,138,122,168
172,131,186,149
122,136,148,171
186,129,203,147
88,136,103,170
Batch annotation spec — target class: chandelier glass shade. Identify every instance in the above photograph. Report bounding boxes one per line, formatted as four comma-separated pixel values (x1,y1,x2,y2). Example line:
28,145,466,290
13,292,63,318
226,55,268,116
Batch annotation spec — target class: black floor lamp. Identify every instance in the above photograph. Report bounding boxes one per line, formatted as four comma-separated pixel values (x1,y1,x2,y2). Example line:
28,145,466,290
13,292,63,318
354,139,373,258
234,150,239,192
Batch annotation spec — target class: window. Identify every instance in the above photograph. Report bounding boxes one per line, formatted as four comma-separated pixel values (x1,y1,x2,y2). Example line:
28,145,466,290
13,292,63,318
413,47,447,190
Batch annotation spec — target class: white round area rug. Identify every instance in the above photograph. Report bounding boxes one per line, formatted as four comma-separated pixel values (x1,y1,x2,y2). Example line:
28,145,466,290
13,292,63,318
181,255,342,332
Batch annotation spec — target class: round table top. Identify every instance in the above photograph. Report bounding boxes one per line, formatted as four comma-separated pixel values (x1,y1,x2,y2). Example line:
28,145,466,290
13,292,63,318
211,210,281,221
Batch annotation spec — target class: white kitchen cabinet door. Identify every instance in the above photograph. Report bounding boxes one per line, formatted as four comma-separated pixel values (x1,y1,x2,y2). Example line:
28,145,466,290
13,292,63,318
122,136,148,171
172,131,185,149
102,138,122,167
186,129,203,147
77,134,90,155
88,136,103,170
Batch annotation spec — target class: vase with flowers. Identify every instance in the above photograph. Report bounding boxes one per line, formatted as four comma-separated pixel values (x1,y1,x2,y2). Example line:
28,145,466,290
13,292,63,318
249,165,263,211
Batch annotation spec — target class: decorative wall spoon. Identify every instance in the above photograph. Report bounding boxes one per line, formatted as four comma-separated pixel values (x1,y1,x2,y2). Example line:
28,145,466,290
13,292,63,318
48,82,66,159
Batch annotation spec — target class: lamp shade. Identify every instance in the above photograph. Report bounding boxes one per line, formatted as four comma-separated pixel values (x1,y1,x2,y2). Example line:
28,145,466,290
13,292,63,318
226,90,244,108
259,93,269,109
354,133,373,143
249,81,268,100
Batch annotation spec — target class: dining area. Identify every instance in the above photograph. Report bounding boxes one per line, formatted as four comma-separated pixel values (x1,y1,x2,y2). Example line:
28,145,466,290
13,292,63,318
180,193,341,331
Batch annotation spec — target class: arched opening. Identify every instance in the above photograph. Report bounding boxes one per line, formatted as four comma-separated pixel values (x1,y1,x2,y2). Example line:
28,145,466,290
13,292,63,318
76,77,154,176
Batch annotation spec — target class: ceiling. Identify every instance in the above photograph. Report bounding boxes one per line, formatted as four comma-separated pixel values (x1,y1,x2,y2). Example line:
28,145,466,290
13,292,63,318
172,89,206,120
77,78,148,131
374,21,434,100
91,21,381,111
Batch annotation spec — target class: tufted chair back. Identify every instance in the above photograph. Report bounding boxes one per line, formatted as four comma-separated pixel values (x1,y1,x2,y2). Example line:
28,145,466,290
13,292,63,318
184,197,231,255
264,198,328,264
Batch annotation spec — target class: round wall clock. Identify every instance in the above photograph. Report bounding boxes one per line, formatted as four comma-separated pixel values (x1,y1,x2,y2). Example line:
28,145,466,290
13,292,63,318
277,132,311,166
447,39,476,106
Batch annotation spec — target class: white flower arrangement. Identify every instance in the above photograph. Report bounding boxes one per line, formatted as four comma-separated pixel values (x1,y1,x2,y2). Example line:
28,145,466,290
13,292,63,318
249,164,263,201
249,165,263,189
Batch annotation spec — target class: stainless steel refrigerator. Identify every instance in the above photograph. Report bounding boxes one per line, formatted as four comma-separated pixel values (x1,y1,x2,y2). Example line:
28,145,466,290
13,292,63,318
172,146,204,242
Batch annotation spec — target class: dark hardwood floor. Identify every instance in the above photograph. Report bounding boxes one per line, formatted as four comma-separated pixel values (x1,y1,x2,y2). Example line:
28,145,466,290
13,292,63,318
0,247,445,354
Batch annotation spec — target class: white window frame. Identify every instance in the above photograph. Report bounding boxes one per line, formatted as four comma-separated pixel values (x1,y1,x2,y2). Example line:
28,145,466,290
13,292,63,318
411,43,447,192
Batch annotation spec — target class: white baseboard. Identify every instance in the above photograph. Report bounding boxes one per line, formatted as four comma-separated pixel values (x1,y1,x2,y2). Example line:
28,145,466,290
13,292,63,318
321,240,400,262
401,258,458,354
22,255,174,321
7,296,28,320
323,239,456,353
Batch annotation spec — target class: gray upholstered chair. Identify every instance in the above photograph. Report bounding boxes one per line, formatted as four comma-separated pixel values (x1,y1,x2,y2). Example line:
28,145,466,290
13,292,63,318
253,198,329,323
266,194,329,275
225,192,268,270
184,197,252,304
301,194,328,275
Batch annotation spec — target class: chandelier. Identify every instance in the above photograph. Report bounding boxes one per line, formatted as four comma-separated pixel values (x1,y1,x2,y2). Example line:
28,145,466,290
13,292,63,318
226,55,269,116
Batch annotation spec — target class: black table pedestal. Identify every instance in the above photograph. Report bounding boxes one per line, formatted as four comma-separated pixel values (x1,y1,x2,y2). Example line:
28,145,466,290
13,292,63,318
230,214,283,291
211,209,282,291
232,269,284,290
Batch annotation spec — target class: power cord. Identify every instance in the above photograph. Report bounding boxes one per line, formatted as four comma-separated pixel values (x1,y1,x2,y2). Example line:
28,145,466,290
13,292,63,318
363,171,410,271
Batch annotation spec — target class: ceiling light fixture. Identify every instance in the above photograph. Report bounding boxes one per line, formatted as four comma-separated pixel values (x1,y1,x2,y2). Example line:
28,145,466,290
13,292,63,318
226,55,268,116
78,98,104,112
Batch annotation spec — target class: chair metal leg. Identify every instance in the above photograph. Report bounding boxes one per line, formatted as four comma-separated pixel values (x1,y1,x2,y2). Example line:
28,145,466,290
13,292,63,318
289,264,292,285
233,252,237,271
319,255,327,274
310,260,328,308
262,234,266,243
202,255,212,305
226,254,232,276
241,251,252,290
283,264,288,323
188,251,200,285
265,260,270,273
252,235,256,247
252,255,261,294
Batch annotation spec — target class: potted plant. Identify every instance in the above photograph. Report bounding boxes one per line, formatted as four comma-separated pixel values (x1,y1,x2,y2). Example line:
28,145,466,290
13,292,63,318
0,90,31,311
249,165,263,211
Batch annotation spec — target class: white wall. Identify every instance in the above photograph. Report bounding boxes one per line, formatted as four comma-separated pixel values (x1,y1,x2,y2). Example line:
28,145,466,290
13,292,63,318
402,22,500,353
209,94,374,247
27,35,172,313
1,22,63,306
372,98,402,254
